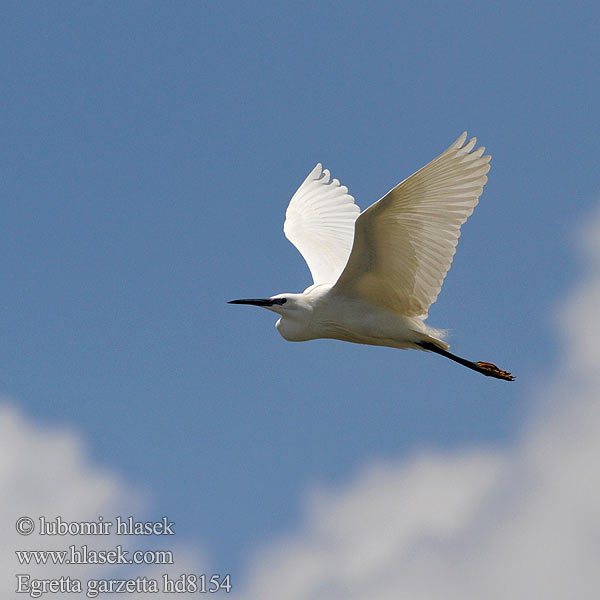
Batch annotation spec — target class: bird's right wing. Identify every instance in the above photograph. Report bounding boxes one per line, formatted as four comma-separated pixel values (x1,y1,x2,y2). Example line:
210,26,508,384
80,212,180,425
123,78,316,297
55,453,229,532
284,164,360,285
332,133,491,318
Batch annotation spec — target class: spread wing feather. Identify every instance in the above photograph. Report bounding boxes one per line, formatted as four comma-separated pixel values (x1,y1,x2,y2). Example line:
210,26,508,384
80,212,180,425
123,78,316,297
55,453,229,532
332,133,491,318
284,164,360,285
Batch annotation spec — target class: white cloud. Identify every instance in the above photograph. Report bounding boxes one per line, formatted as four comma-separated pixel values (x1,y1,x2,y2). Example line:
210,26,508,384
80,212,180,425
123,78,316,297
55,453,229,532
237,206,600,600
0,405,135,583
0,404,206,598
5,205,600,599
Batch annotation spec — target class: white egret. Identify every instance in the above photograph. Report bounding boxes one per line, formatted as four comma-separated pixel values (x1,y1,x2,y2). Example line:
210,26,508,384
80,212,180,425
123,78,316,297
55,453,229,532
230,133,514,381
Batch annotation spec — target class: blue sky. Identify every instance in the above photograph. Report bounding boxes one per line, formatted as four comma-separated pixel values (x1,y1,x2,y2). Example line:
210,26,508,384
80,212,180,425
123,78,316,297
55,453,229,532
2,1,599,590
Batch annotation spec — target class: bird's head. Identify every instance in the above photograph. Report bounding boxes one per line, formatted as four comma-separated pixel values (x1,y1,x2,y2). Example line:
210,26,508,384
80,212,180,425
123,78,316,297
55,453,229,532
228,292,315,341
227,293,303,316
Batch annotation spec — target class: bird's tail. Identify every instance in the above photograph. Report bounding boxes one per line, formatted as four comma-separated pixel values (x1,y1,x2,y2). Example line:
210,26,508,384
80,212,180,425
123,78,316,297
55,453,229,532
417,334,450,351
404,316,450,351
418,325,450,351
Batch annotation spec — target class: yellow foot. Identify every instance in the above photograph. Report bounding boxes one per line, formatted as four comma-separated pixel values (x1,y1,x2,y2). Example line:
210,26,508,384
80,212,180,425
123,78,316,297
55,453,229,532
475,362,515,381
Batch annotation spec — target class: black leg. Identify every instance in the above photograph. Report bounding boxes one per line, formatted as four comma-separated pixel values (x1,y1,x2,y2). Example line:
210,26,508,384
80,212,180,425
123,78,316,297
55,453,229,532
416,341,515,381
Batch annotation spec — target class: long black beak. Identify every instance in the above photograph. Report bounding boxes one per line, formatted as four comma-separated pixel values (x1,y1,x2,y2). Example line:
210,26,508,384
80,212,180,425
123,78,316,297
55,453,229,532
228,298,275,307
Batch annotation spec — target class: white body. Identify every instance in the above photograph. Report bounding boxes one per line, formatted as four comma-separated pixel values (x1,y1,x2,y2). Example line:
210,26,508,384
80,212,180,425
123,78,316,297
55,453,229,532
233,133,492,354
273,284,444,350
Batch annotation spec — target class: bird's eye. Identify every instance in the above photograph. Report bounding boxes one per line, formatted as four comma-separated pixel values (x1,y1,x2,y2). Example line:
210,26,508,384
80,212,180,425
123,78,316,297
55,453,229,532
278,298,287,305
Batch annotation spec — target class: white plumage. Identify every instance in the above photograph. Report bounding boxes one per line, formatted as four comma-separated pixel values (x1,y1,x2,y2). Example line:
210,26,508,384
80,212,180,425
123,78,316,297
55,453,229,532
230,133,513,381
284,163,360,286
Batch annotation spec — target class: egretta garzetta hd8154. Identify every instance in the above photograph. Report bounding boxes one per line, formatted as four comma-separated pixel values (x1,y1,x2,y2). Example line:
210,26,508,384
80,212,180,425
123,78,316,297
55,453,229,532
229,133,514,381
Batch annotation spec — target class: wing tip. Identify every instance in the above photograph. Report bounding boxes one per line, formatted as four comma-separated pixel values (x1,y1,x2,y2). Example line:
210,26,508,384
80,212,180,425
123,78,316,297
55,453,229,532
453,132,492,164
309,162,332,184
455,132,468,147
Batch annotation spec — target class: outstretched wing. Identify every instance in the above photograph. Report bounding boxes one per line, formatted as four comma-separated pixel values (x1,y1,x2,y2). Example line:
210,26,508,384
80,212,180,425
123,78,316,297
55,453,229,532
284,163,360,285
333,133,491,318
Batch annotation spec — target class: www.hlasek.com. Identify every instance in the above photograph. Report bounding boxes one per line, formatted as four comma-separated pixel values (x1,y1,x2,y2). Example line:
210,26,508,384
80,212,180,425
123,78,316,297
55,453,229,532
14,516,232,597
16,544,173,566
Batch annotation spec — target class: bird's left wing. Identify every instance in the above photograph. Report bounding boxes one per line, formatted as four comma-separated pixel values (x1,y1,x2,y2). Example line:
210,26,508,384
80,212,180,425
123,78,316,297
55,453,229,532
333,133,491,318
284,164,360,285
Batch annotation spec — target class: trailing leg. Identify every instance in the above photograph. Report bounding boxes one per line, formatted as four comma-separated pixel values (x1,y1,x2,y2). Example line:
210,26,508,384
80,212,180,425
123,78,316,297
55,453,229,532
416,341,515,381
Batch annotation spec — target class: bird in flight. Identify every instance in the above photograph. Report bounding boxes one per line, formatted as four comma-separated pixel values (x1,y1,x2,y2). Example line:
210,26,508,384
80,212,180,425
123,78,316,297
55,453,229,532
229,133,514,381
